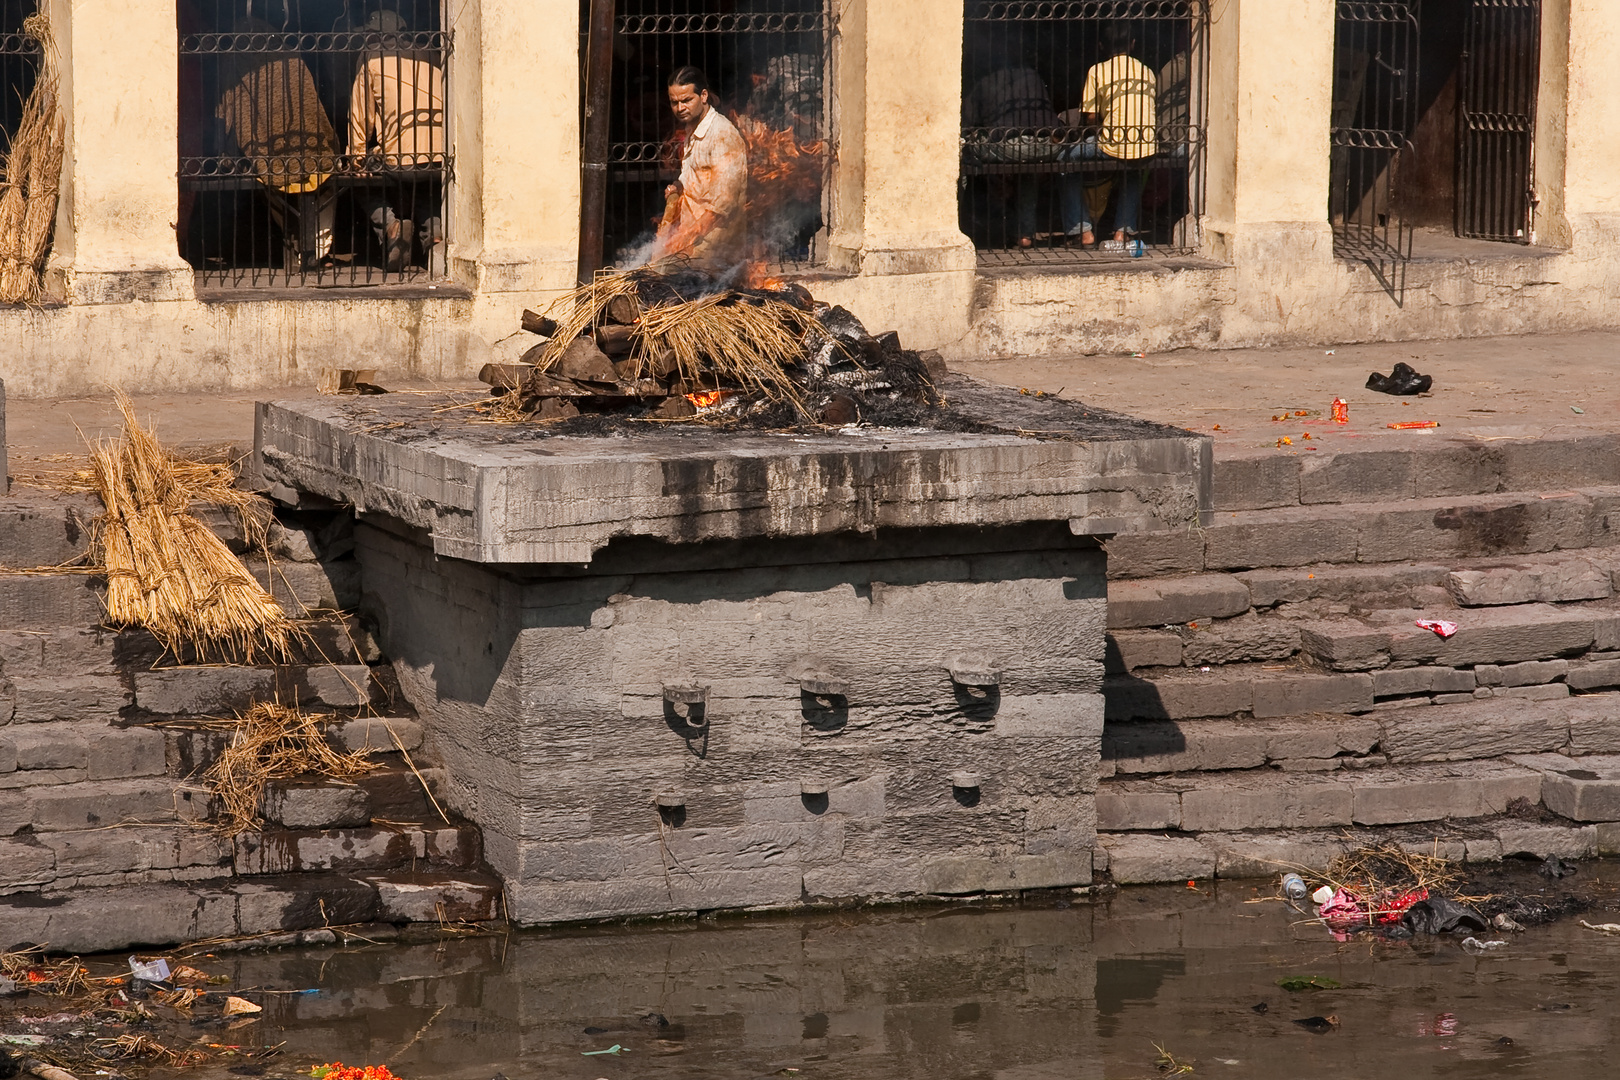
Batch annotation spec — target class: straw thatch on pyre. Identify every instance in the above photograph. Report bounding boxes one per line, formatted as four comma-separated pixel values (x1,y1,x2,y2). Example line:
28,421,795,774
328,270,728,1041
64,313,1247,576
0,11,65,304
480,268,949,428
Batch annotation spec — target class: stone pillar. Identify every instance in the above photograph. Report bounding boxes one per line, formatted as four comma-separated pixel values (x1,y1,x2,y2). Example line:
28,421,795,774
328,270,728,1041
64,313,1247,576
1560,0,1620,235
449,0,581,306
44,0,194,304
1202,0,1338,339
821,0,975,350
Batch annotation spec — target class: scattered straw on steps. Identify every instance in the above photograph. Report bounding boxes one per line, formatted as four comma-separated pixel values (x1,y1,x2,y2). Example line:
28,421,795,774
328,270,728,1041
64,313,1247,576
87,394,293,661
0,11,65,304
206,701,380,836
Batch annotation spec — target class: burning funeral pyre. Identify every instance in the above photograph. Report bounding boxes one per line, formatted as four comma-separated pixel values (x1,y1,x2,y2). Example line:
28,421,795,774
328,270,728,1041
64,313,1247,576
478,268,953,430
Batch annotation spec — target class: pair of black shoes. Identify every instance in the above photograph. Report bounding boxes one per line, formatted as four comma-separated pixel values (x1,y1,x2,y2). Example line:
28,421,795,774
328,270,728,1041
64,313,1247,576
1366,361,1432,395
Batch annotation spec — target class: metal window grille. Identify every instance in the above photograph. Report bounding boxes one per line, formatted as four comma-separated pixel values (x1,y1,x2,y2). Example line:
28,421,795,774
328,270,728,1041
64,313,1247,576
588,0,832,276
959,0,1209,267
178,1,452,290
0,0,41,163
1457,0,1540,243
1330,1,1417,296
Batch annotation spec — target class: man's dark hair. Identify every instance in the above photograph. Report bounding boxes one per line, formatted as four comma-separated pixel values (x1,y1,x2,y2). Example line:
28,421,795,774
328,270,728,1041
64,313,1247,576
668,65,711,93
1102,22,1134,55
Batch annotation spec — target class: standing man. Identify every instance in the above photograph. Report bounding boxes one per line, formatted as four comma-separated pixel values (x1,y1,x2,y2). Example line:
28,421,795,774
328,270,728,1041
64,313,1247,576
654,66,749,275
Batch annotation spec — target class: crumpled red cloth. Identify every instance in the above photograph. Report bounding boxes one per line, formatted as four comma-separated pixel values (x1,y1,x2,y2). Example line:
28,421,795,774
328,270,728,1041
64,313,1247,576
1317,886,1429,929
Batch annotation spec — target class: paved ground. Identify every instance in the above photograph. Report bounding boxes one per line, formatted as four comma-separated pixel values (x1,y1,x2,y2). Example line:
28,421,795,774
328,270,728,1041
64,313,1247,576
4,330,1617,487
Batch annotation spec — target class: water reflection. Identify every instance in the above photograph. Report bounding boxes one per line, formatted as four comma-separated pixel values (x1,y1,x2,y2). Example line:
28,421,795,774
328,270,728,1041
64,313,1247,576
194,868,1620,1080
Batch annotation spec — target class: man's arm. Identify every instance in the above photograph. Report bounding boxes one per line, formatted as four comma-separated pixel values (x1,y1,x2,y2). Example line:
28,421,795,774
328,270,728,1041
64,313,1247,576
347,59,377,160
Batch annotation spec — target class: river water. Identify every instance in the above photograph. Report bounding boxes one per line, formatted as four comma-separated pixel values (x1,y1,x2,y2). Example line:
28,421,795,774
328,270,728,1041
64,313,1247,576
11,864,1620,1080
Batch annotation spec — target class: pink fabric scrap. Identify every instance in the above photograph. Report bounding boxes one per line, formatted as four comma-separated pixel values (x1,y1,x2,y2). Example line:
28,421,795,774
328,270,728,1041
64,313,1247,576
1416,619,1458,638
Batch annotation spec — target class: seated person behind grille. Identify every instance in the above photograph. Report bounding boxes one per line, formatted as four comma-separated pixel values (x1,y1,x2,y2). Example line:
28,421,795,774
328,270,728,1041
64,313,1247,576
962,50,1065,249
215,10,341,270
1059,21,1158,251
348,8,447,274
653,66,749,276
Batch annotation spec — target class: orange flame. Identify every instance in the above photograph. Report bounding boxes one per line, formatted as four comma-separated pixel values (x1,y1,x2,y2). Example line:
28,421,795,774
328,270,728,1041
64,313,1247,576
686,390,725,409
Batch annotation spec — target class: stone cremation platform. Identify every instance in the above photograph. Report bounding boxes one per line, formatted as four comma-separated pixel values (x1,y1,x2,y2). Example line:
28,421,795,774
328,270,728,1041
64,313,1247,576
255,375,1210,924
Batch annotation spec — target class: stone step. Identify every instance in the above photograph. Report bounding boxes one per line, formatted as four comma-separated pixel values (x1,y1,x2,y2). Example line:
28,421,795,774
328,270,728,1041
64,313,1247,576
1509,754,1620,823
0,573,105,631
0,491,99,568
1104,662,1376,720
160,716,423,777
0,722,168,785
1214,433,1620,512
1447,551,1620,607
1107,485,1620,579
1300,599,1620,672
1104,690,1620,775
130,662,380,716
260,764,444,830
0,776,212,835
0,826,231,893
0,869,503,954
1096,759,1542,833
1098,816,1619,885
232,822,482,876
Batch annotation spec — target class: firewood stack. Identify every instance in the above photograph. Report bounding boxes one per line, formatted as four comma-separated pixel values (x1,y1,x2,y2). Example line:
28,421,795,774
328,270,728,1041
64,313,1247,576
478,269,947,426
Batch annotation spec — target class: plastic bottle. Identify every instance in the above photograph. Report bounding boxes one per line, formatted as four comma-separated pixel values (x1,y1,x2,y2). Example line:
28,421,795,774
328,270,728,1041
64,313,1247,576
1281,873,1308,901
1129,239,1146,258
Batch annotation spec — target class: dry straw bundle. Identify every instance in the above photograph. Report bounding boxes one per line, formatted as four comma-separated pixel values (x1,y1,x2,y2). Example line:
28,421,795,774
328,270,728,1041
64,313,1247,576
205,701,379,836
529,269,821,406
89,395,292,661
0,11,65,304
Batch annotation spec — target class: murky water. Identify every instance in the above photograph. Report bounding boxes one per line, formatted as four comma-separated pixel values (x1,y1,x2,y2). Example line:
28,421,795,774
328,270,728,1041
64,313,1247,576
13,865,1620,1080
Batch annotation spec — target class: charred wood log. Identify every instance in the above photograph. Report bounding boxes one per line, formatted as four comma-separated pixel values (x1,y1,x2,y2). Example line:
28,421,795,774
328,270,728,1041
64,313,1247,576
521,309,559,337
595,323,637,356
604,293,641,325
555,336,618,385
479,363,532,390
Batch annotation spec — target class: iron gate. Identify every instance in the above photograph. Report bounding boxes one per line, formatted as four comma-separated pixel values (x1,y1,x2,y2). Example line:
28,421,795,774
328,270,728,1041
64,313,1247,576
959,0,1209,266
0,0,40,161
1330,0,1417,293
584,0,832,276
1457,0,1541,242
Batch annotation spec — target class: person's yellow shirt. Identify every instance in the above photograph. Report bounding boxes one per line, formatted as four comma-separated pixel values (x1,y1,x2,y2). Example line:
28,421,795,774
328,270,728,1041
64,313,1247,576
1080,54,1158,160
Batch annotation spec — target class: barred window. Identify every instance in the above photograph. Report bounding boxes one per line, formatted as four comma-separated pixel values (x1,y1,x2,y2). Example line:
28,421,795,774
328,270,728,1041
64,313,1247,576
178,0,451,290
960,0,1208,266
589,0,831,281
0,1,39,162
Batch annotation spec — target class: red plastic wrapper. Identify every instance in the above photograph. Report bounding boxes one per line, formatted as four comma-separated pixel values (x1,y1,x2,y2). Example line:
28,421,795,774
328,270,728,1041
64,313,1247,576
1415,619,1458,638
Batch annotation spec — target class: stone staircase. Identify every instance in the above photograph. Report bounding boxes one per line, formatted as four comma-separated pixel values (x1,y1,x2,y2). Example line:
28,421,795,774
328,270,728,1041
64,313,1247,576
0,489,502,953
1096,431,1620,883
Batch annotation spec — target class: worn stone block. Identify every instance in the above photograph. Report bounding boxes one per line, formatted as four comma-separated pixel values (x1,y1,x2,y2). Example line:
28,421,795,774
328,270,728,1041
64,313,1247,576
29,779,188,831
0,576,103,632
1180,775,1353,832
1597,615,1620,652
1106,574,1250,629
1105,629,1183,672
1104,670,1253,720
1379,699,1568,763
1180,614,1300,666
1100,834,1214,884
1300,622,1392,672
0,836,55,887
329,716,422,753
922,853,1092,894
1494,683,1570,701
1204,514,1359,571
1203,831,1355,878
1494,823,1599,859
1448,556,1614,607
1350,764,1541,825
6,725,88,771
1238,563,1449,608
1104,530,1205,580
134,667,275,716
44,827,227,878
369,874,502,922
1106,720,1267,774
1385,604,1596,666
1520,754,1620,822
1373,666,1476,697
1299,450,1415,505
303,664,373,708
1095,783,1180,830
0,736,14,774
1569,659,1620,691
1213,454,1299,511
251,559,361,613
992,694,1104,738
1475,660,1569,687
12,676,131,724
261,783,370,829
1252,673,1373,717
